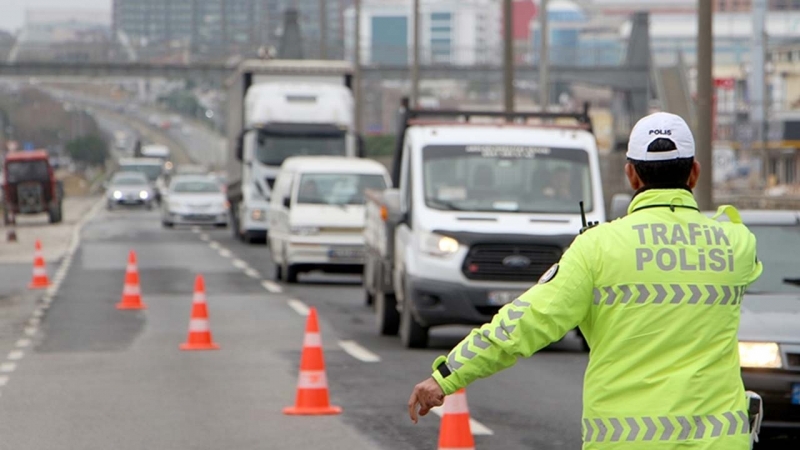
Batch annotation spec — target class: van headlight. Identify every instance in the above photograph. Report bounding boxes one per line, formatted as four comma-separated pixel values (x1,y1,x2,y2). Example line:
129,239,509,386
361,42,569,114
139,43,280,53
739,342,783,368
113,190,122,199
250,208,266,221
419,231,460,257
139,191,149,199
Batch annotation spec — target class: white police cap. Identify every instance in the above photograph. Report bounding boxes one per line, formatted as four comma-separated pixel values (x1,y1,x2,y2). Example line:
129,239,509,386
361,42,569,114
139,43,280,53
626,112,695,162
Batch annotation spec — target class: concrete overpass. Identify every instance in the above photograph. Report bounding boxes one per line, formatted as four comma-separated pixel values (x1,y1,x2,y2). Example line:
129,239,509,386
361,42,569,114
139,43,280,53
0,12,652,128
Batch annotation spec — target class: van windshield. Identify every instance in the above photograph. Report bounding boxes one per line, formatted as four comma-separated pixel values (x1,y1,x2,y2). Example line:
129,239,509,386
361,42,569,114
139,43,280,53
120,164,162,182
295,173,387,205
422,145,593,213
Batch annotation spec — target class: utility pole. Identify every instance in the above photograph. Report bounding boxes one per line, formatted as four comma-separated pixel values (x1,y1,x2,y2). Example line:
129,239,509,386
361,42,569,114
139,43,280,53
539,0,549,111
503,0,514,114
696,0,713,210
410,0,420,108
319,0,327,59
751,0,768,184
354,0,363,135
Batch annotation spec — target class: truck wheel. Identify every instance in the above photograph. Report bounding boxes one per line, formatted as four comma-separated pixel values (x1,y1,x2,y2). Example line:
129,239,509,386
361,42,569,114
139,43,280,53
48,204,63,224
376,292,400,336
284,264,298,283
400,299,429,348
365,290,374,307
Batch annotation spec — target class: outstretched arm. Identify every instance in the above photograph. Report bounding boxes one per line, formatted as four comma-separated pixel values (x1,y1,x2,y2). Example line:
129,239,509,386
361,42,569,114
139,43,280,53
408,235,596,422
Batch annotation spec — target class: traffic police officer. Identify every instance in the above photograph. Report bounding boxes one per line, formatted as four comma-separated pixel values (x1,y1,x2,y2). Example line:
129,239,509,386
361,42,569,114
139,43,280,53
408,112,763,450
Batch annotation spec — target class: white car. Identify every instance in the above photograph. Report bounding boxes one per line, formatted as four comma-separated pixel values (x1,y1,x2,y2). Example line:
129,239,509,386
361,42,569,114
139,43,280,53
161,175,229,228
105,172,154,210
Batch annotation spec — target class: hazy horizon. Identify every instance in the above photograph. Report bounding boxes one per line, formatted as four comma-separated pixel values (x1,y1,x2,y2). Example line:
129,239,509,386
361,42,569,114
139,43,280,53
0,0,111,34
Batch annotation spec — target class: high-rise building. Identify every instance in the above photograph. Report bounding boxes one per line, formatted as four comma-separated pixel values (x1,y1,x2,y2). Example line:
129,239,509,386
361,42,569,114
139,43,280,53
264,0,350,59
112,0,268,60
344,0,502,66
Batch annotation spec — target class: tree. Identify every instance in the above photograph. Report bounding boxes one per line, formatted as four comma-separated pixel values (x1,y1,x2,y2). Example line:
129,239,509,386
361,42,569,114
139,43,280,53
66,134,108,167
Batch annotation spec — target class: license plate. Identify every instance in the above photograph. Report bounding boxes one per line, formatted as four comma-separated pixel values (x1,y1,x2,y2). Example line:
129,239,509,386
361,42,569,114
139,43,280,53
792,384,800,405
328,248,363,259
488,291,525,306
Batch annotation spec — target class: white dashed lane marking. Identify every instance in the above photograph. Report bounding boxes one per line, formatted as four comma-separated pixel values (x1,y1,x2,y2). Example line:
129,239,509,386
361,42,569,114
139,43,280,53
0,363,16,373
7,351,24,361
199,234,210,242
209,241,220,250
261,280,283,294
338,340,381,362
430,407,495,436
232,259,249,269
244,269,261,279
287,299,309,316
218,249,232,258
15,339,30,348
23,327,37,337
0,376,7,387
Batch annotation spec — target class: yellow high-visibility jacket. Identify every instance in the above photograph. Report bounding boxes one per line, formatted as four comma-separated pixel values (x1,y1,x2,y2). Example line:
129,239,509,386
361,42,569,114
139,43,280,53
431,189,763,449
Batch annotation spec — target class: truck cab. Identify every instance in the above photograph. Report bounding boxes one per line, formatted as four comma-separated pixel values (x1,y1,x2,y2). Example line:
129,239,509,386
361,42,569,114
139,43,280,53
364,104,606,348
2,150,63,224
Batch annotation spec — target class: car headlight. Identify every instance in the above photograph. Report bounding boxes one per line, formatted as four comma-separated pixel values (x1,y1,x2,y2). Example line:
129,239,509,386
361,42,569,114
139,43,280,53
291,226,319,236
739,342,783,368
250,208,266,221
139,191,149,199
113,190,122,199
419,231,460,257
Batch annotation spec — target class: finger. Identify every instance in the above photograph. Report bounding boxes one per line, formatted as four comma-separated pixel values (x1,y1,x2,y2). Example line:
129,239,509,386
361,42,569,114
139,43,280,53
408,392,419,423
419,405,431,417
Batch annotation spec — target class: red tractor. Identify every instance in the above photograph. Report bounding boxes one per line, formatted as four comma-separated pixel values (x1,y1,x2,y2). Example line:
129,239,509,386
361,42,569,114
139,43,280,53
2,150,63,225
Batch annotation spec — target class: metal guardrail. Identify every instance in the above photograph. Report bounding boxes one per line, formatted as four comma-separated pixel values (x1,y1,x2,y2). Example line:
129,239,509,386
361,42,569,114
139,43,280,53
714,194,800,210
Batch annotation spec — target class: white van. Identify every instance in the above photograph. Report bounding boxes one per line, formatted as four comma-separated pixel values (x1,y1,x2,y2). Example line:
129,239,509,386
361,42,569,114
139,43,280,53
269,156,391,283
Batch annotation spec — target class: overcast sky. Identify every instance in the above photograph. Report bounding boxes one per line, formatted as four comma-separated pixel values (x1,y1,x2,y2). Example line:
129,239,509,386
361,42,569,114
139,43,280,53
0,0,111,33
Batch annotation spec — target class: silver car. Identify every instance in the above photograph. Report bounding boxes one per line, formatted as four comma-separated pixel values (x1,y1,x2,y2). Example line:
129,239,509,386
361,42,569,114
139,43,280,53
105,171,154,210
161,175,228,228
715,210,800,439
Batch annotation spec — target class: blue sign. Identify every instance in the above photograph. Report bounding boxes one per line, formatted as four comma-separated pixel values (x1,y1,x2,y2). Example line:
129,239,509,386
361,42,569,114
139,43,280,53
23,142,34,151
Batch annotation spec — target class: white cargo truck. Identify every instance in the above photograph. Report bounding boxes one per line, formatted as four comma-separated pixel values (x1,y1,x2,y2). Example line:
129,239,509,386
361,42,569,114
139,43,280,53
363,101,614,349
225,60,363,243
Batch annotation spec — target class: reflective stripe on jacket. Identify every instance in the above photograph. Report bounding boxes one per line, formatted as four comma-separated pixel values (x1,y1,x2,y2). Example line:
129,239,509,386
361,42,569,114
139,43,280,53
431,189,763,450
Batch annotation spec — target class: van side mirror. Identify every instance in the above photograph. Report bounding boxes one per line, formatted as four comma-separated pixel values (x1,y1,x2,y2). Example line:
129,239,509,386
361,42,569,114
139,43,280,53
235,131,245,161
610,193,632,220
283,197,291,209
357,135,366,158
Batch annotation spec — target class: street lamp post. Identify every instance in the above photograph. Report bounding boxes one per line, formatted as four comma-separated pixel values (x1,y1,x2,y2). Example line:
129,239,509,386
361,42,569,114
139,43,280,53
696,0,713,210
503,0,514,114
354,0,362,135
411,0,420,108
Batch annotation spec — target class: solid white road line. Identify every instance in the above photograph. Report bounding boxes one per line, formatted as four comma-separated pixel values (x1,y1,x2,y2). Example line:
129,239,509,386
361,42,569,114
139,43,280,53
7,351,23,361
338,340,381,362
430,407,495,436
244,268,261,279
287,299,309,316
232,259,249,269
261,280,283,294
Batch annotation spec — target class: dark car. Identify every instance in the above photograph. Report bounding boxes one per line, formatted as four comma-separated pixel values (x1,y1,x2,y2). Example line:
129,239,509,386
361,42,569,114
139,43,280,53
715,210,800,439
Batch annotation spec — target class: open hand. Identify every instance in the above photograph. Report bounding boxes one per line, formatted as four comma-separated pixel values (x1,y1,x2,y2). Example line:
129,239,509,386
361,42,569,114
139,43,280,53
408,377,445,424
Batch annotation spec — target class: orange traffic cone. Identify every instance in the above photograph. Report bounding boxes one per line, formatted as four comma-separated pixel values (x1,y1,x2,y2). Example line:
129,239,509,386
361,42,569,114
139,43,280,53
116,250,146,310
438,389,475,450
180,275,219,350
28,240,51,289
283,307,341,415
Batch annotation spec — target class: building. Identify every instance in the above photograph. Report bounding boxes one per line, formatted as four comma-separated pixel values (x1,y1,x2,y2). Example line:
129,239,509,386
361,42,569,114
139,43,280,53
715,0,800,11
12,9,111,63
344,0,502,66
112,0,268,60
264,0,350,59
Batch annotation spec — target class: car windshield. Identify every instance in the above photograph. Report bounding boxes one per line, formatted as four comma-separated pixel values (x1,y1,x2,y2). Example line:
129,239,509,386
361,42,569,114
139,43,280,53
745,224,800,294
6,161,49,183
422,145,593,213
172,180,220,193
295,173,387,205
256,132,347,166
120,164,162,182
112,175,148,186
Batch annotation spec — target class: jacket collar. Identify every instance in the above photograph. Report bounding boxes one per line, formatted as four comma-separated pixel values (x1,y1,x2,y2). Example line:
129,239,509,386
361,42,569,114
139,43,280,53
627,188,699,215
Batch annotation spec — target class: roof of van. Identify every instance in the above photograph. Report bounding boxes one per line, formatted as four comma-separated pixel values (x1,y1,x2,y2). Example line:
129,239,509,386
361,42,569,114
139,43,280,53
405,124,598,152
119,157,163,165
280,157,389,175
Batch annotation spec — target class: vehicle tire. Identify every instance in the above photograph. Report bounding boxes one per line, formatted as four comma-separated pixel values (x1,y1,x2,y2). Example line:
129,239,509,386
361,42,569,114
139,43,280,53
3,206,11,225
48,204,63,224
162,221,174,228
284,264,298,284
365,290,374,307
215,223,227,228
230,207,241,240
243,231,256,244
376,292,400,336
400,293,429,348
